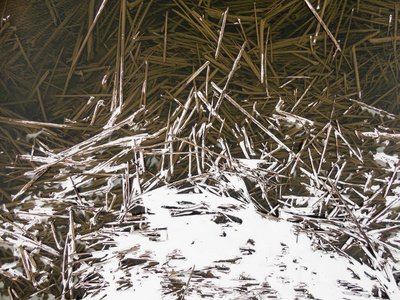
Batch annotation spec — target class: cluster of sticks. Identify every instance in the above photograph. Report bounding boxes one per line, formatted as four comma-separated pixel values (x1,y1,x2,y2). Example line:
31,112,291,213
1,0,400,298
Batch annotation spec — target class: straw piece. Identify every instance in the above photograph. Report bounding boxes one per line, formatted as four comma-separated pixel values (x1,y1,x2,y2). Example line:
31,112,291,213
211,82,293,155
14,35,35,73
0,117,88,130
312,0,328,44
369,35,400,44
62,0,109,96
119,0,127,109
0,227,60,256
303,0,341,52
163,10,168,63
173,61,210,97
87,0,95,59
326,179,378,258
361,130,400,141
290,76,317,112
215,8,228,60
352,45,362,100
214,41,246,111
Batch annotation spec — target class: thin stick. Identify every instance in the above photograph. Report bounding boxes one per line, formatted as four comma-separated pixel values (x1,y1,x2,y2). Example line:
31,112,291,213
215,8,228,60
211,82,293,155
51,221,62,250
326,179,378,259
303,0,341,51
254,3,259,48
0,227,60,256
0,116,87,130
237,18,249,51
384,162,399,197
19,246,32,281
173,60,210,97
140,60,149,107
119,0,127,108
88,0,95,59
185,61,210,87
29,70,49,99
163,10,168,63
179,265,195,300
352,45,362,99
62,0,108,96
318,123,332,175
370,36,400,44
395,4,399,78
36,86,48,122
264,26,270,97
12,167,50,201
214,41,246,111
313,0,328,44
260,18,265,84
361,130,400,141
15,35,35,73
291,76,317,112
70,177,84,205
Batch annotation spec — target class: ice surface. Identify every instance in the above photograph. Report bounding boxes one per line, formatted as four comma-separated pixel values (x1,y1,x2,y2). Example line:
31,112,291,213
84,186,387,299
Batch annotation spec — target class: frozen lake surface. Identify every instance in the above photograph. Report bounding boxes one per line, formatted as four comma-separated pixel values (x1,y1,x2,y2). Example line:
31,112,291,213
81,184,396,299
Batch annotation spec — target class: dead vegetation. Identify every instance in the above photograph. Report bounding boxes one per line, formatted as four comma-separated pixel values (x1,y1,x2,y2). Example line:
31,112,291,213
0,0,400,298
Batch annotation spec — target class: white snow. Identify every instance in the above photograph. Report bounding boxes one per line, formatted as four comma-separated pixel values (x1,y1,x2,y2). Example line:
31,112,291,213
374,147,399,169
83,186,386,299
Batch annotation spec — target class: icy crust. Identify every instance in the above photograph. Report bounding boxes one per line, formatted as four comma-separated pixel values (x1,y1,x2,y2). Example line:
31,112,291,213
79,186,384,300
2,134,399,299
374,146,399,170
2,81,400,299
2,122,399,299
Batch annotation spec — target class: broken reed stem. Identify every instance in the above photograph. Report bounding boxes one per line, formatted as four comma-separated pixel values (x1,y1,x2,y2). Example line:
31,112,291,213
260,18,265,84
352,45,362,99
211,82,293,155
395,4,399,79
303,0,341,52
119,0,127,109
0,116,88,129
12,166,50,201
88,0,95,59
214,41,246,111
163,10,168,63
254,3,259,48
140,60,149,107
215,8,228,60
313,0,328,44
326,179,379,261
370,36,400,44
36,86,48,122
264,26,270,97
15,35,35,73
173,60,210,97
62,0,108,96
178,265,195,300
291,76,317,112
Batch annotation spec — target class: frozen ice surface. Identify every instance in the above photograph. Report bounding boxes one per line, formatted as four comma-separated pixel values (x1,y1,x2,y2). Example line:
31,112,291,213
85,186,387,299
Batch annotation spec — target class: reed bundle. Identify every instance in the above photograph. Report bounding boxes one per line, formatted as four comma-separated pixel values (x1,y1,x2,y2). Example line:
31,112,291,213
0,0,399,298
